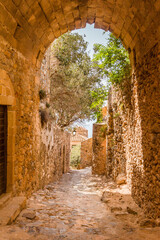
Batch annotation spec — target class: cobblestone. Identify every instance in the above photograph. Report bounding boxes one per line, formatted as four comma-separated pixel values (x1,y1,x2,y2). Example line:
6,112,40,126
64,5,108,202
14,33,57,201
0,168,159,240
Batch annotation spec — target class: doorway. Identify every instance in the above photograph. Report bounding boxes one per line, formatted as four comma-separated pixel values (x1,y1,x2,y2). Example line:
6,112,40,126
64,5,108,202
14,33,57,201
0,105,7,195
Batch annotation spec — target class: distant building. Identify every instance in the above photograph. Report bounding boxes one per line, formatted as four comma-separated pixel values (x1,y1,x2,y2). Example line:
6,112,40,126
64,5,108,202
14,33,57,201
71,127,88,147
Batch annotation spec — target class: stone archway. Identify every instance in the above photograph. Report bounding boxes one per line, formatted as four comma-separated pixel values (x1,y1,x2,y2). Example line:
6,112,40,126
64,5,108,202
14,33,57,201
0,0,159,217
0,1,159,62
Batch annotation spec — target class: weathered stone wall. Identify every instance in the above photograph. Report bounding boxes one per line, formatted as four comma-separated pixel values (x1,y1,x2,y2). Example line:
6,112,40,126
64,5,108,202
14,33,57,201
40,47,51,102
39,122,70,188
80,138,92,169
106,79,147,206
0,34,71,198
39,44,71,189
105,43,160,218
106,80,131,181
92,123,107,175
132,43,160,219
0,37,41,196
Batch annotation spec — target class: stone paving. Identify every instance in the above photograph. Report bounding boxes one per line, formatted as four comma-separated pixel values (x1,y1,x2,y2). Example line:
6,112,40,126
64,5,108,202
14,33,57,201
0,168,159,240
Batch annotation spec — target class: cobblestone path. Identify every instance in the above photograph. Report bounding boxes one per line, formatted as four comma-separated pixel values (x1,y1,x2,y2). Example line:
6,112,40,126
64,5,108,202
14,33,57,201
0,168,159,240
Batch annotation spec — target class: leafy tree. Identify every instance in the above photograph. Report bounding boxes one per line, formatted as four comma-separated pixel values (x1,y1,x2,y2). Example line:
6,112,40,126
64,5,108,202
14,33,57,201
90,87,108,123
49,32,107,128
93,33,131,85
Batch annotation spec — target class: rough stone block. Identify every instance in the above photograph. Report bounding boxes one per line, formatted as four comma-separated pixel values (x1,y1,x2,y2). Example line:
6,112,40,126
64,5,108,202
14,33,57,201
0,196,26,225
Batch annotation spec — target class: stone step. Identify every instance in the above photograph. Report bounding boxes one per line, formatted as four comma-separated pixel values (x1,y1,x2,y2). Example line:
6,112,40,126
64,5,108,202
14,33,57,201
0,193,12,209
0,196,26,225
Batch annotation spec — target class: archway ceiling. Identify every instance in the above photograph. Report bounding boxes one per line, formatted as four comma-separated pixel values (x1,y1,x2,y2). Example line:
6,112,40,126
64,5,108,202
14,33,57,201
0,0,159,62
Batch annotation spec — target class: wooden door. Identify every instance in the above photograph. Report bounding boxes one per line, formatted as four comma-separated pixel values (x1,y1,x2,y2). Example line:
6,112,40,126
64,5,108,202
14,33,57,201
0,106,7,195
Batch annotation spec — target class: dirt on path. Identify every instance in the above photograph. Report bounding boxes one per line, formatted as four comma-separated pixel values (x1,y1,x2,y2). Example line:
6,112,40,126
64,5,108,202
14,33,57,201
0,168,159,240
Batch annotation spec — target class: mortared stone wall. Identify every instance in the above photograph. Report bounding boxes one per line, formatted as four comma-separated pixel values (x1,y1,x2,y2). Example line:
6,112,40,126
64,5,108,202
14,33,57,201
80,138,92,169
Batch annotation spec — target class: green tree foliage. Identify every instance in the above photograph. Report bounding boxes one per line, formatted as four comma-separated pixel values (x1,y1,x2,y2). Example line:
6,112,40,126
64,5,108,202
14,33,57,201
49,32,107,128
93,33,131,85
90,87,108,123
70,145,81,168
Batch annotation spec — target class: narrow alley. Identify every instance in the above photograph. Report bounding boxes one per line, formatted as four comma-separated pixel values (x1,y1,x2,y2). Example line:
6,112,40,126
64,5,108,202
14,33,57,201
0,1,160,239
0,168,159,240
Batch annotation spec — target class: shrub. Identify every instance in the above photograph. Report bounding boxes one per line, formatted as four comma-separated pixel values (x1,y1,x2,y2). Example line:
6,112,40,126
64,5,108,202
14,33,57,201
46,102,50,108
39,89,47,100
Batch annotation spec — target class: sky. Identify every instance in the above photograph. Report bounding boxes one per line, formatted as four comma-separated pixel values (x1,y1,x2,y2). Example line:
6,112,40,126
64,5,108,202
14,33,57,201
72,24,109,138
73,24,109,59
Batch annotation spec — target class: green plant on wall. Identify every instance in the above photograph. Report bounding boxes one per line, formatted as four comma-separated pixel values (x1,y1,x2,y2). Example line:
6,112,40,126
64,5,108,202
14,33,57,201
119,102,124,111
46,102,50,108
39,89,47,100
113,112,120,119
100,125,108,138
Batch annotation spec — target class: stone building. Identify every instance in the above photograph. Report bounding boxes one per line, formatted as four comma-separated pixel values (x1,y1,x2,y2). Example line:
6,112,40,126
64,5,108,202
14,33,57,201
71,127,88,147
0,0,159,220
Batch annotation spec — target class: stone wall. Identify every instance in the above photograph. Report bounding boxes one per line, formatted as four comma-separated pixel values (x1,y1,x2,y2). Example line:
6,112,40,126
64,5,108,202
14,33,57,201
80,138,92,169
0,35,71,198
0,37,41,197
106,79,132,181
39,45,71,189
40,46,51,102
131,43,160,219
39,122,70,188
92,123,107,175
105,43,160,218
106,79,148,208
